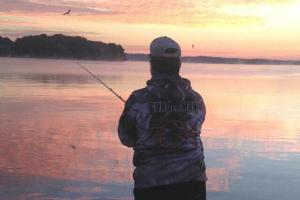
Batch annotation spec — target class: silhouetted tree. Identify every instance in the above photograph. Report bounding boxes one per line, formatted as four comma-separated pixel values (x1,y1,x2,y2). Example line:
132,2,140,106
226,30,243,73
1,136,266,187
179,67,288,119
0,34,126,60
0,36,14,56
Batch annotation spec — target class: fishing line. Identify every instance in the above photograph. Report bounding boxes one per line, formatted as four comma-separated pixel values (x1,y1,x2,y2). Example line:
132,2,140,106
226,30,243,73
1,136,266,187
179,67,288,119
69,63,126,150
77,62,126,103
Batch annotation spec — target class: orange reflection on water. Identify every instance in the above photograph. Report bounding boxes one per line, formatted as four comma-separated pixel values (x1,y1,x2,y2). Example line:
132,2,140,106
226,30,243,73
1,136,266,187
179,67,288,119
1,58,300,197
0,94,133,183
207,168,230,192
195,76,300,140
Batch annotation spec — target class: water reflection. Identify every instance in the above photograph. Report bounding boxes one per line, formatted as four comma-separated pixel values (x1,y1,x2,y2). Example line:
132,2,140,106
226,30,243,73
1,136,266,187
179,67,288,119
1,58,300,200
0,171,132,200
7,73,122,85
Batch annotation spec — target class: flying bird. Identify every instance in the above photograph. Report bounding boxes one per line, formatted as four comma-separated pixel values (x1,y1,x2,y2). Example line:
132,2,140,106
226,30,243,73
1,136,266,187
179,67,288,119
63,9,71,15
192,44,195,49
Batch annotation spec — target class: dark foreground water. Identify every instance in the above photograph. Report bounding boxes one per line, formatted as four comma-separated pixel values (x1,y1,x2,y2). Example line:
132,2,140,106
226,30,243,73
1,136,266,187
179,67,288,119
0,58,300,200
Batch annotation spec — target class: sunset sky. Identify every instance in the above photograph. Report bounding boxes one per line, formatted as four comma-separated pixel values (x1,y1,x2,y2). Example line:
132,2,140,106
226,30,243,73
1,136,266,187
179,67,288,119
1,0,300,59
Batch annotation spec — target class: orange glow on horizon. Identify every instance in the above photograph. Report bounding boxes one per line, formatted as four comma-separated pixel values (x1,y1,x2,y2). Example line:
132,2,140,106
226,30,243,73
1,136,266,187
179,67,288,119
1,0,300,59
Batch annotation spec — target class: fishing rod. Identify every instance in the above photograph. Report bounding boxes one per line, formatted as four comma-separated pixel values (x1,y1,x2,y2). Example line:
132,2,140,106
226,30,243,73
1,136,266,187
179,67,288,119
77,63,126,103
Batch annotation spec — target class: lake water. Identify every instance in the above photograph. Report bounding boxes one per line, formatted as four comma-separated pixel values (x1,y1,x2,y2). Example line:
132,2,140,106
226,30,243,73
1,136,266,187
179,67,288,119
0,57,300,200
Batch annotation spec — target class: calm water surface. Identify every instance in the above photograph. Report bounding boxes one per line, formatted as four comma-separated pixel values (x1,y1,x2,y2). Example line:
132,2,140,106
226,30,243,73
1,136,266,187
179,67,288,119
0,58,300,200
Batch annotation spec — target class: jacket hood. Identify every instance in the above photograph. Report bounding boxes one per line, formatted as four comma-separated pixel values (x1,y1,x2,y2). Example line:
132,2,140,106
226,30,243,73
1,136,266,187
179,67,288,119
146,74,192,103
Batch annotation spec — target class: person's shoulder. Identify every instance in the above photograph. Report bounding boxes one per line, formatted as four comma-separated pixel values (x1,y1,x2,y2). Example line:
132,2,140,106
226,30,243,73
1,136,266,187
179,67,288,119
191,89,204,102
127,87,149,103
132,87,148,96
180,76,204,102
185,88,203,103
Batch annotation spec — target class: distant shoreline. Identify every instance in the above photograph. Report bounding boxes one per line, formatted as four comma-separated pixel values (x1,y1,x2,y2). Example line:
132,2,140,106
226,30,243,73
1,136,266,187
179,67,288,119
0,56,126,62
1,34,299,65
126,53,300,65
0,34,126,61
1,55,300,65
0,55,126,62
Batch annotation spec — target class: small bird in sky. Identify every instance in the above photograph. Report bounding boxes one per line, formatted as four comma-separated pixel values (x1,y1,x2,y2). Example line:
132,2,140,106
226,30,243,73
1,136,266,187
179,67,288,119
192,44,195,49
63,9,71,15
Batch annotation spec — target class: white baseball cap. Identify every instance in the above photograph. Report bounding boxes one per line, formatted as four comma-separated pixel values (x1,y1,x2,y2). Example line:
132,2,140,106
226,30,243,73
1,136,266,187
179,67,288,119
150,36,181,58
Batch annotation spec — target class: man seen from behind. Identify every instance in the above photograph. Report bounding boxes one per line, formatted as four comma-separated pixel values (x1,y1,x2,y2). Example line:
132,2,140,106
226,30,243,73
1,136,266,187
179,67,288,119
118,36,207,200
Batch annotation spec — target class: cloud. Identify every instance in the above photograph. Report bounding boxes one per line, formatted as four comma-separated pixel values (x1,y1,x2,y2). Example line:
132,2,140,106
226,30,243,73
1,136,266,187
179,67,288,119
72,0,268,25
0,0,112,15
0,0,296,26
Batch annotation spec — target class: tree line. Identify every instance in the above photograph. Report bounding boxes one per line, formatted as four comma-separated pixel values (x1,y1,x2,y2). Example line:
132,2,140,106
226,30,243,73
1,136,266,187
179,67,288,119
0,34,126,61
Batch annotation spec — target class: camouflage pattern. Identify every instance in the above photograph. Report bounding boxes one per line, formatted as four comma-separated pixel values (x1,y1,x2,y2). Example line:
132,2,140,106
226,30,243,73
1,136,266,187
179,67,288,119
118,73,207,189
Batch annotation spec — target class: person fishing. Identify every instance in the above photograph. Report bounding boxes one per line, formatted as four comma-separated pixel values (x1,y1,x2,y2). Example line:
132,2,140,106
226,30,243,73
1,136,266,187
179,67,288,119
118,36,207,200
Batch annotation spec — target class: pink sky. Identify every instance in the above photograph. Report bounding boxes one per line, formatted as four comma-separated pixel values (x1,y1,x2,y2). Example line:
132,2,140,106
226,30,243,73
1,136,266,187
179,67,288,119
1,0,300,59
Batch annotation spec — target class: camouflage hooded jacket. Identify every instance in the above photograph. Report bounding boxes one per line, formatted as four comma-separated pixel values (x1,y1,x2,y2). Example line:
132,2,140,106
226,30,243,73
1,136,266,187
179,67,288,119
118,73,207,189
